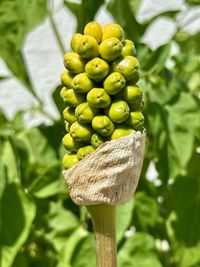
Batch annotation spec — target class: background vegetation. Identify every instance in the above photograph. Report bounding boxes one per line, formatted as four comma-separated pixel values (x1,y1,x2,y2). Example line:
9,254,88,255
0,0,200,266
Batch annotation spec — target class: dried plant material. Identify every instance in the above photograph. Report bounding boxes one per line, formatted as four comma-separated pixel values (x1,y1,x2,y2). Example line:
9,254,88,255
64,131,146,206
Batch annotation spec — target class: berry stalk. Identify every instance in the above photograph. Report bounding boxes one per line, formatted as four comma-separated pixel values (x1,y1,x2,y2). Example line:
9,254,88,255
87,204,117,267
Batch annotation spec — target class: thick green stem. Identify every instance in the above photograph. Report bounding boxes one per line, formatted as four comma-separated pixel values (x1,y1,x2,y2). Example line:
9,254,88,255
87,204,117,267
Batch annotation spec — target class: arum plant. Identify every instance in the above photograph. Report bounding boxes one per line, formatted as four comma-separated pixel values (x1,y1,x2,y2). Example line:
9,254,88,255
60,21,146,266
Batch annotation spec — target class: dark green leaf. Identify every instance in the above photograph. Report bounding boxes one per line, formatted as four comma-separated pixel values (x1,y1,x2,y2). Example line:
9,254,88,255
71,234,95,267
133,192,160,231
52,85,66,120
107,0,144,43
186,0,200,5
167,174,200,266
64,0,104,33
1,183,36,267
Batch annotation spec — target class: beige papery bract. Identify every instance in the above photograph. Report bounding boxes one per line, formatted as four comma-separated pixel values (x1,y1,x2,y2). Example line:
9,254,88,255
64,131,146,206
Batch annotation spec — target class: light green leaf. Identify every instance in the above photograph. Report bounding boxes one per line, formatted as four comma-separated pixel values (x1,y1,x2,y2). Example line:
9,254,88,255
1,183,36,267
116,199,135,243
28,164,65,198
165,92,199,177
17,128,58,167
119,233,162,267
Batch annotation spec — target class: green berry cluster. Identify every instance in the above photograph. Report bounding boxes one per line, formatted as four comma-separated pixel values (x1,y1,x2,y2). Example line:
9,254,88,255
60,21,144,169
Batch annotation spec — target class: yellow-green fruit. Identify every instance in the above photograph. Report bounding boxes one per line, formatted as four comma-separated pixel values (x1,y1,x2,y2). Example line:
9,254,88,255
110,125,135,140
63,106,77,123
70,121,93,142
60,87,68,98
99,37,123,62
65,121,71,132
112,56,139,81
105,100,130,123
116,85,142,108
60,70,74,88
71,33,83,52
75,102,98,124
91,133,107,148
63,153,79,169
92,115,114,137
77,145,95,160
64,52,85,74
84,21,102,43
122,40,136,56
62,133,83,152
87,88,111,108
128,71,140,85
102,23,124,41
103,72,126,95
76,35,99,59
71,73,94,93
62,89,85,107
126,111,144,131
85,57,109,82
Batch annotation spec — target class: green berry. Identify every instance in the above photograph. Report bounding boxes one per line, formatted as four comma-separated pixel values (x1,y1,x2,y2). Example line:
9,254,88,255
72,73,94,93
62,133,83,152
105,100,130,123
70,121,93,142
64,52,85,74
63,153,79,169
99,37,123,62
126,111,144,131
103,72,126,95
62,89,85,107
91,133,107,148
92,115,115,137
77,145,95,160
110,125,135,140
75,102,98,124
87,88,111,108
63,106,77,123
85,57,109,82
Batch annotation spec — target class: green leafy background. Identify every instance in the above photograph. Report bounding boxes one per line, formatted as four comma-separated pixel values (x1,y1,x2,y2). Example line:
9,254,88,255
0,0,200,266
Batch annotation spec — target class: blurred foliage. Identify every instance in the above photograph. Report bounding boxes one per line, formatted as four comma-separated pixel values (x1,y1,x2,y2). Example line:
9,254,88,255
0,0,200,267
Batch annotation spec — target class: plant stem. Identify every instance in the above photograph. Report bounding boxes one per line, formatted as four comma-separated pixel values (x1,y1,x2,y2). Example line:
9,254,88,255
87,204,117,267
48,11,66,55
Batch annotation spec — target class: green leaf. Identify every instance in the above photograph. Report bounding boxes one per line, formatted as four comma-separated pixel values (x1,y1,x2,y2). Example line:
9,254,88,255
186,0,200,5
118,233,162,267
1,183,36,267
64,0,104,33
45,202,87,267
0,0,47,95
71,234,96,267
107,0,144,43
166,174,200,266
133,192,160,231
52,85,66,120
28,164,65,198
138,43,171,73
116,200,135,243
0,162,6,199
165,92,199,177
17,128,58,167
